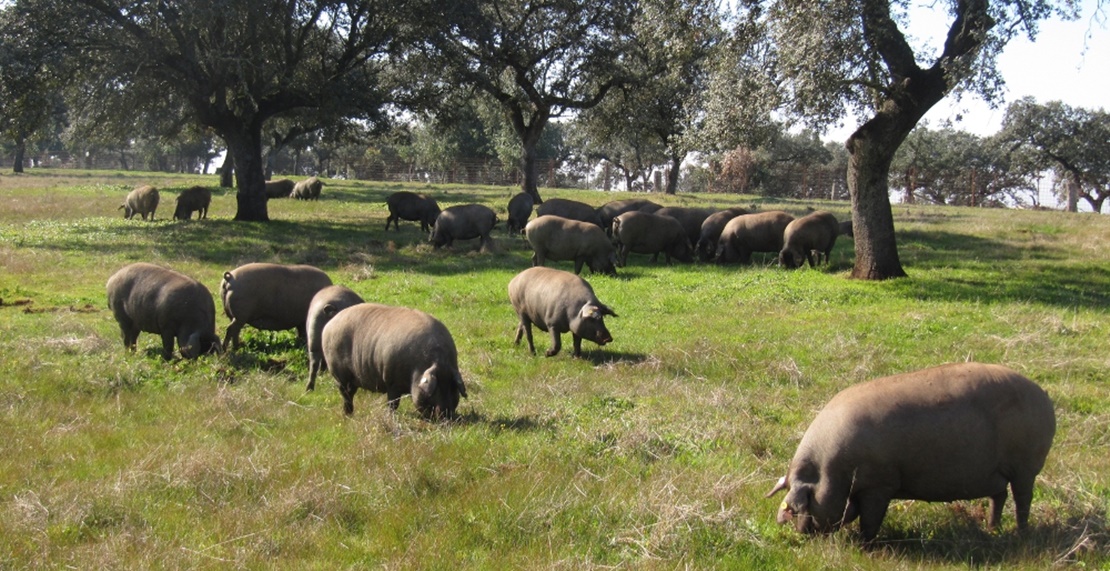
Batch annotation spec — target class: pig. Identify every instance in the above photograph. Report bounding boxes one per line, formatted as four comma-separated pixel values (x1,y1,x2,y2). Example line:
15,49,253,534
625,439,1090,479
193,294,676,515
173,186,212,220
265,178,295,199
508,267,617,358
611,211,694,266
695,207,749,262
767,362,1056,542
106,262,222,360
291,176,325,200
596,199,663,234
506,192,534,235
219,263,333,350
430,203,498,250
839,219,854,238
305,285,365,391
386,191,442,233
718,211,795,264
120,185,159,220
536,198,603,227
779,210,840,269
525,215,618,276
321,303,467,419
654,206,718,247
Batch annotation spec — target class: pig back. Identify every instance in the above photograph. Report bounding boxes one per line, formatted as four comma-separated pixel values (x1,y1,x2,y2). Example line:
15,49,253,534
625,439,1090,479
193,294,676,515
725,211,794,252
221,263,332,331
537,198,602,227
526,215,611,260
508,267,595,332
322,303,459,393
107,263,216,334
800,363,1055,502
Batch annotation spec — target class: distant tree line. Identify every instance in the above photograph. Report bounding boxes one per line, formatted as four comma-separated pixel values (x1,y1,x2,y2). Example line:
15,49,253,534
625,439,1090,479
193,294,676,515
0,0,1097,280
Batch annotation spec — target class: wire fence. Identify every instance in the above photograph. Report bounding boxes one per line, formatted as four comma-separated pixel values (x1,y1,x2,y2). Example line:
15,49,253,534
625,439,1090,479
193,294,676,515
1,151,1081,211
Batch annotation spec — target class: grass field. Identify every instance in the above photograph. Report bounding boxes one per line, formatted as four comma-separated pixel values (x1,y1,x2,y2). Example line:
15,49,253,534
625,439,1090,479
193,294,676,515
0,169,1107,569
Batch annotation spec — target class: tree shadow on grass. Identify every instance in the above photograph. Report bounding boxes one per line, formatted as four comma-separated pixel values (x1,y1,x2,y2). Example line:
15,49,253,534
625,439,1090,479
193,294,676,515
888,229,1110,310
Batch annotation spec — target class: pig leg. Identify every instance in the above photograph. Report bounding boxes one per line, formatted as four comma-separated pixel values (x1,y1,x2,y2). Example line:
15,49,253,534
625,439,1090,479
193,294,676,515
987,489,1009,531
222,320,244,351
531,251,542,267
386,387,405,411
117,319,139,351
1011,474,1038,530
571,334,583,358
159,332,176,361
572,258,584,275
514,318,537,355
545,330,562,357
340,383,357,416
853,491,890,543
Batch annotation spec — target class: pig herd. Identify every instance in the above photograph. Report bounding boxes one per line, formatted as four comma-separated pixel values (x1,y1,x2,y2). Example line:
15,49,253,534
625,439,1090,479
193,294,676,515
104,188,1058,544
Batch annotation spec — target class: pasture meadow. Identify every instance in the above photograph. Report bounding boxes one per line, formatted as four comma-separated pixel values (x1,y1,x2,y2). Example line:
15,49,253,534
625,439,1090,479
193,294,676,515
0,169,1107,569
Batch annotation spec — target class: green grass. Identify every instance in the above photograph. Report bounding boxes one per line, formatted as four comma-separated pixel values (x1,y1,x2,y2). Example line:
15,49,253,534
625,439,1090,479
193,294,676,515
0,168,1107,569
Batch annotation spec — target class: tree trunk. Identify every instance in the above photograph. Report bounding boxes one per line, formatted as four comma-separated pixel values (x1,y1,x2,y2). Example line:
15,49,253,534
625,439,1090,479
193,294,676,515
12,138,26,173
846,116,910,280
665,153,683,194
224,129,269,222
1066,176,1079,212
520,131,544,204
219,152,235,188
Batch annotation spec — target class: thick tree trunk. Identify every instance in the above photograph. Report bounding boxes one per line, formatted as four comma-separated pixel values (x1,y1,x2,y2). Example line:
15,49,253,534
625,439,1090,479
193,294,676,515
521,142,542,204
846,116,911,280
224,130,269,221
510,106,549,205
219,153,235,188
12,138,26,173
665,153,683,194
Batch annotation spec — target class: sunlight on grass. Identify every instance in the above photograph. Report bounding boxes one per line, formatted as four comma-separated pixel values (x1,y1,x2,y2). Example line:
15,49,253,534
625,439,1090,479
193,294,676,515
0,171,1107,569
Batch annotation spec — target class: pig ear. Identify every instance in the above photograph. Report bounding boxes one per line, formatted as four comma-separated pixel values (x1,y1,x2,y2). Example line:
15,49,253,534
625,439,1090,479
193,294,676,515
598,303,617,318
455,371,467,399
765,476,789,498
417,369,437,396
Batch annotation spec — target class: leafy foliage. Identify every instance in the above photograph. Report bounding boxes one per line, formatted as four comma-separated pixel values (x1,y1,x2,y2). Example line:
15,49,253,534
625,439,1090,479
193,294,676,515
994,98,1110,212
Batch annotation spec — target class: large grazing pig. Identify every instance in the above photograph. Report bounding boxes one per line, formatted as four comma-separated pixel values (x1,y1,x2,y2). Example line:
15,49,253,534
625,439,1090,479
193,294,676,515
106,263,222,360
596,199,663,234
508,267,617,358
695,207,749,262
173,186,212,220
305,285,364,392
611,211,693,266
291,176,325,200
506,192,534,235
430,203,498,250
120,185,160,220
525,215,617,276
718,210,794,264
219,263,333,350
265,178,295,199
386,191,442,232
779,210,839,269
321,303,467,418
654,206,718,247
536,198,603,227
766,362,1056,542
